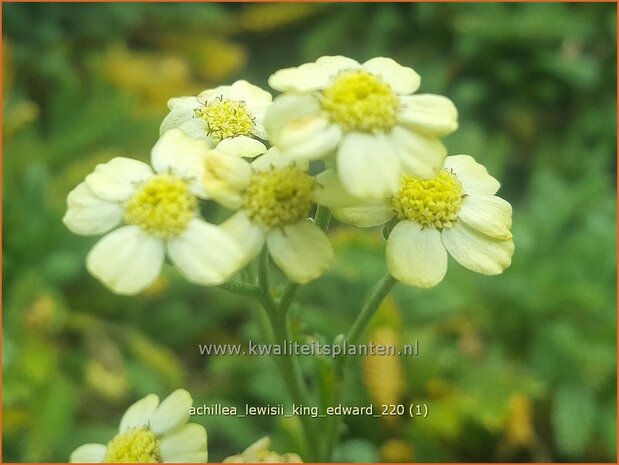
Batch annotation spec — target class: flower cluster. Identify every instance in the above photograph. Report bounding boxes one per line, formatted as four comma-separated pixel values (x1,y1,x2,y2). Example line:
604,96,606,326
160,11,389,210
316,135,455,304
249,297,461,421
65,55,514,293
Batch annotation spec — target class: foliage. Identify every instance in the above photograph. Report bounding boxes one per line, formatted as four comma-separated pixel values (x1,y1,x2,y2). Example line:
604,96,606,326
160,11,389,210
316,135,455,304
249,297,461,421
3,3,616,462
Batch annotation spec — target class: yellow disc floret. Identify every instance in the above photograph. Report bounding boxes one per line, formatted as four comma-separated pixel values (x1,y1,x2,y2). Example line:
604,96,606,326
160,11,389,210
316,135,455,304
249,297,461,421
391,170,465,229
124,174,197,239
321,71,399,133
243,166,314,229
105,427,161,463
195,99,254,142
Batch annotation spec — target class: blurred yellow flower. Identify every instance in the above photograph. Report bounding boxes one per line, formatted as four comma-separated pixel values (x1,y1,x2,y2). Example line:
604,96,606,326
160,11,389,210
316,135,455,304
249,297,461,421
224,437,302,463
104,45,196,113
266,56,458,199
316,155,514,287
70,389,207,463
237,3,324,33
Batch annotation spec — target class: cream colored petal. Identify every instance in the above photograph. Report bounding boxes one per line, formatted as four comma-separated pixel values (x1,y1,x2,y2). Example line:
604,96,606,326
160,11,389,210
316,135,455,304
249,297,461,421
390,126,446,179
119,393,160,432
63,182,123,235
386,221,448,287
227,79,273,108
267,220,333,284
203,150,251,209
362,57,421,95
398,94,458,137
442,222,514,275
149,389,192,436
86,226,165,295
175,117,209,141
151,128,210,179
279,116,342,161
268,56,360,92
221,211,266,266
167,219,245,286
85,157,153,202
216,136,267,158
70,443,107,463
160,96,202,135
197,85,230,103
264,94,321,144
458,194,513,240
314,170,393,227
168,452,209,462
444,155,500,195
160,423,208,463
336,132,400,199
251,147,308,172
252,119,269,140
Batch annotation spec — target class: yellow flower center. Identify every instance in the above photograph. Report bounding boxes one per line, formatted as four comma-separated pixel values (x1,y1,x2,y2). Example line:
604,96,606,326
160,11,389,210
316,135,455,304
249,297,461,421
195,99,254,142
391,170,465,229
105,427,161,463
321,70,399,133
243,166,314,229
124,174,197,239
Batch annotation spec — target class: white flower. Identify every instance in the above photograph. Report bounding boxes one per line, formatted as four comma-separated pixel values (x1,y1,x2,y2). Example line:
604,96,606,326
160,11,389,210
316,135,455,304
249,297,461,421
160,80,273,158
316,155,514,287
63,129,244,295
203,148,333,284
265,56,458,199
223,437,303,463
70,389,207,463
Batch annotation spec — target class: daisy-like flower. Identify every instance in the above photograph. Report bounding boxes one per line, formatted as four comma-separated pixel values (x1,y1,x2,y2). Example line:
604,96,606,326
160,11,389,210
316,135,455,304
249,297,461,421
223,437,302,463
265,56,458,199
202,148,333,284
160,80,273,158
70,389,207,463
316,155,514,287
63,129,244,295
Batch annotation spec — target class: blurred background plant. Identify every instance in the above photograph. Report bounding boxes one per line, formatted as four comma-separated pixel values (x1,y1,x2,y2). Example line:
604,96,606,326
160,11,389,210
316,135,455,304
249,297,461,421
2,3,616,462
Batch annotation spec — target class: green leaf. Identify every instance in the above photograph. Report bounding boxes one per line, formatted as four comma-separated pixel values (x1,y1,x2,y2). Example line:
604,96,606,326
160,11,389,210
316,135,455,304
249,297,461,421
553,384,596,456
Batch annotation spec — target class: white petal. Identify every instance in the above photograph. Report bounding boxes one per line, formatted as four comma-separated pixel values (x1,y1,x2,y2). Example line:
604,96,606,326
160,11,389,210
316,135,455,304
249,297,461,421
268,56,360,92
280,117,342,161
160,96,202,135
398,94,458,137
70,444,107,463
442,222,514,275
314,170,392,228
160,423,208,463
264,94,322,147
175,117,209,141
362,57,421,95
221,211,266,266
250,147,308,172
197,85,230,103
168,452,209,462
391,126,446,179
266,220,333,284
203,150,252,209
386,221,447,287
119,393,160,432
85,157,153,202
63,182,123,235
149,389,192,436
167,219,244,286
336,132,400,199
215,136,267,158
444,155,501,195
227,79,273,109
86,226,165,295
458,194,513,240
151,128,210,180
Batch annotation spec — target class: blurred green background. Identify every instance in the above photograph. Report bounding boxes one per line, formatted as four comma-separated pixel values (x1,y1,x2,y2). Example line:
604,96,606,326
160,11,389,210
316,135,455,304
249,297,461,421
2,2,617,463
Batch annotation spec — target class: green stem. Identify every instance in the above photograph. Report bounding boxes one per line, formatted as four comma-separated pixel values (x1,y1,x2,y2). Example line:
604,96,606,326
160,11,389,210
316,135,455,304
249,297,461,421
218,280,260,297
320,273,397,461
314,204,332,230
257,249,320,460
278,281,300,314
